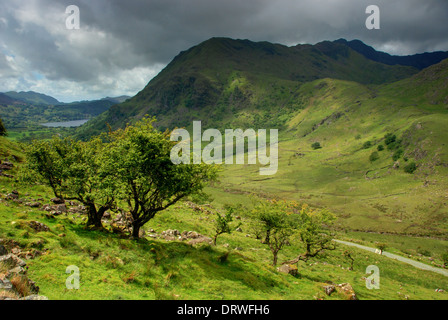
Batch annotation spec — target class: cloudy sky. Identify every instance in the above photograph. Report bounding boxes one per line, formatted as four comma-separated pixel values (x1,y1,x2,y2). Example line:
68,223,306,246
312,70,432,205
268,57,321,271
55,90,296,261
1,0,447,102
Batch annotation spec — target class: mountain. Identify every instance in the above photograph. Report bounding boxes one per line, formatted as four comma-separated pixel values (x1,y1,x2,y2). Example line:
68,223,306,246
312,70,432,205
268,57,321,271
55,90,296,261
334,38,448,70
4,91,60,105
209,57,448,236
75,37,448,236
76,37,420,139
0,93,23,106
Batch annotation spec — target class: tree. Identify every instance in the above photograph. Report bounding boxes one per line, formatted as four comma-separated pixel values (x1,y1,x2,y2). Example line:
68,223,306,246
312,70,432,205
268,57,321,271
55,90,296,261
105,117,217,238
311,142,322,150
0,117,6,136
283,204,336,264
375,242,387,253
22,136,117,228
213,207,239,245
252,199,296,266
343,250,355,271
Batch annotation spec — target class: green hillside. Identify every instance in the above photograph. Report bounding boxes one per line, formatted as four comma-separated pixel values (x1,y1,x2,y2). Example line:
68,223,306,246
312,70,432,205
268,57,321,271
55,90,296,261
0,157,447,300
1,38,448,301
4,91,60,105
74,38,448,238
75,38,418,139
212,59,448,237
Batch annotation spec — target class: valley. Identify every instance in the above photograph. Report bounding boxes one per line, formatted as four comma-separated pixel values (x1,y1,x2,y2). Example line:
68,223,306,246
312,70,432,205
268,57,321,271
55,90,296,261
1,37,447,301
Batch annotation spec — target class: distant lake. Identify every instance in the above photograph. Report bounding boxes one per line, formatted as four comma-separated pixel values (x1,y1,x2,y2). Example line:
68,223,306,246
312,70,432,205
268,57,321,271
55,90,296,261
41,119,89,128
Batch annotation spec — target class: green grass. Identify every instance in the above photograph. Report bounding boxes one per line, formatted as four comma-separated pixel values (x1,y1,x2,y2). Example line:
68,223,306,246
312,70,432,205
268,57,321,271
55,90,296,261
1,175,447,300
1,55,447,300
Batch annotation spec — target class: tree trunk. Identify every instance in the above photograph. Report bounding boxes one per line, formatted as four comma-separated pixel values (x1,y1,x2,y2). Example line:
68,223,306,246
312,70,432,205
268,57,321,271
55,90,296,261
272,251,278,266
213,234,219,245
86,202,103,229
132,221,141,239
263,229,271,244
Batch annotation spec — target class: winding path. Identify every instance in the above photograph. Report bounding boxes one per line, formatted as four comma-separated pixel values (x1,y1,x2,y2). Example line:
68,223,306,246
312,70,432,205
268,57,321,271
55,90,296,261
334,239,448,277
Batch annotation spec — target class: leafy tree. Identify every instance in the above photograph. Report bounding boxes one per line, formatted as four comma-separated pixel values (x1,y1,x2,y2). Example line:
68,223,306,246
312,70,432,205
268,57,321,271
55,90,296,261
252,199,297,266
0,117,6,136
377,144,384,151
376,242,387,252
213,207,239,245
105,117,217,238
311,142,322,150
284,204,336,264
22,136,117,228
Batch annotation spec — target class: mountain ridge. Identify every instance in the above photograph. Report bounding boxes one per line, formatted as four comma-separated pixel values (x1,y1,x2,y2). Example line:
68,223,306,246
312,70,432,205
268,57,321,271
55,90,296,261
4,90,60,105
76,37,434,139
334,38,448,70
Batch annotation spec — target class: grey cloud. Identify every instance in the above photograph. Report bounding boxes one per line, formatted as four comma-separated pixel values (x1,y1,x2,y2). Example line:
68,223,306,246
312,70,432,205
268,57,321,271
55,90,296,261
0,0,447,101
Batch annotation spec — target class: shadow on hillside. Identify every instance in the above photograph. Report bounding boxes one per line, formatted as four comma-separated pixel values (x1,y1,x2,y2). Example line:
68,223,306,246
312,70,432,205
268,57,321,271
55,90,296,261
62,222,284,296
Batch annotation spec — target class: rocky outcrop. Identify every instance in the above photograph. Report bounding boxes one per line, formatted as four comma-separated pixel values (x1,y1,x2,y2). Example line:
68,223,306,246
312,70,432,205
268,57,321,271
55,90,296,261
145,229,213,245
321,282,357,300
337,283,358,300
0,243,48,300
323,284,336,296
277,264,298,276
0,161,14,178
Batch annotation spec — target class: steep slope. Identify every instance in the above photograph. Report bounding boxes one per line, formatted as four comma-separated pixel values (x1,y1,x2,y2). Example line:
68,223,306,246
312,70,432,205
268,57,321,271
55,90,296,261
75,37,418,139
72,37,448,236
214,58,448,236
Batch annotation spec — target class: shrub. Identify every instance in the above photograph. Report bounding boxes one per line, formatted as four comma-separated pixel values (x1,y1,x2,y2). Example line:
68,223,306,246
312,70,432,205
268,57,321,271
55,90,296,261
369,151,379,162
311,142,322,150
392,148,403,161
362,141,372,149
384,133,396,145
404,162,417,174
377,144,384,151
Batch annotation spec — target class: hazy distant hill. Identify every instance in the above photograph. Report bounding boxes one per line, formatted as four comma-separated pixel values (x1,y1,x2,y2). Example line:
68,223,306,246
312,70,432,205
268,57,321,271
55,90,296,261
102,95,131,103
4,90,60,105
0,95,119,129
0,93,23,106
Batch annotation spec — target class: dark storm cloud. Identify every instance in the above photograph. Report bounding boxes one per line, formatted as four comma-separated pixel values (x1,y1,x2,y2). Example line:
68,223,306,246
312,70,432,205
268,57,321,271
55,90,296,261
0,0,447,101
